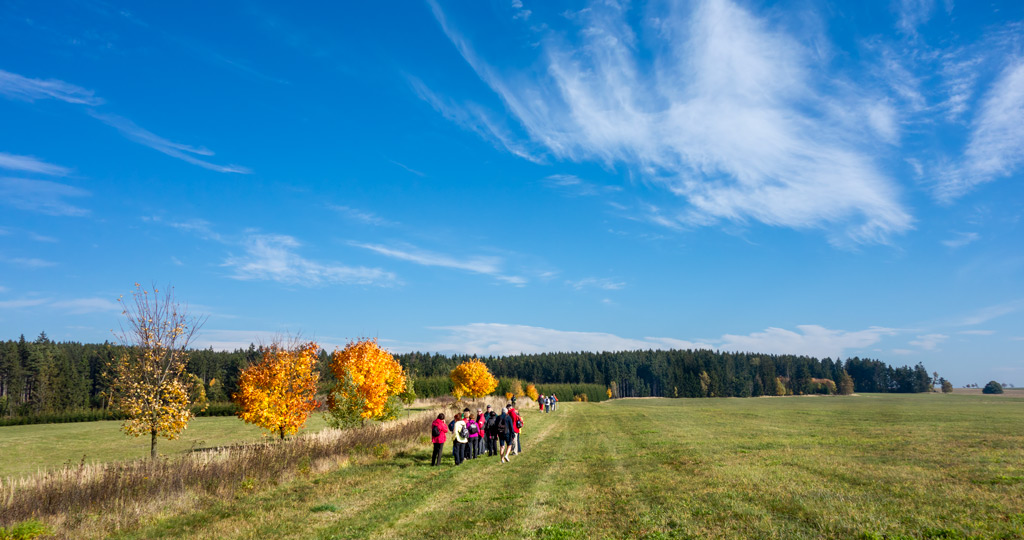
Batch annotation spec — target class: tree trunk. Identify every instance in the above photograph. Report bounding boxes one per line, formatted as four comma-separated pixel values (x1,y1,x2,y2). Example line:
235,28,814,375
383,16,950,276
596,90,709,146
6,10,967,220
279,427,285,440
150,429,157,459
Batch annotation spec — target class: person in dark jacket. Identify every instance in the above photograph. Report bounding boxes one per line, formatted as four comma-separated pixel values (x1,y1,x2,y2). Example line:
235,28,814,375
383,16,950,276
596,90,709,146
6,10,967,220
430,413,448,466
498,406,514,463
483,405,498,456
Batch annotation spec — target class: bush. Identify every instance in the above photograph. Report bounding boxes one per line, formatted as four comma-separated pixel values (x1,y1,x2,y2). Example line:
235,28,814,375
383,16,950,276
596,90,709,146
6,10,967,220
982,381,1004,394
0,519,51,540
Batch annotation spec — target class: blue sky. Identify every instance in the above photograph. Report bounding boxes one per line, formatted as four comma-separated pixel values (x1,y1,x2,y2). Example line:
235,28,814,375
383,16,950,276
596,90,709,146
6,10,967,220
1,0,1021,385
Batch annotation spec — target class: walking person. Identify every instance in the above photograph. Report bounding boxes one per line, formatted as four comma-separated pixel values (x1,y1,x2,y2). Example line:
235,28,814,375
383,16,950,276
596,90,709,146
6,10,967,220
484,405,498,456
466,412,481,459
430,413,448,466
475,408,486,457
497,406,514,463
551,394,557,412
539,394,545,412
453,412,468,465
509,403,523,455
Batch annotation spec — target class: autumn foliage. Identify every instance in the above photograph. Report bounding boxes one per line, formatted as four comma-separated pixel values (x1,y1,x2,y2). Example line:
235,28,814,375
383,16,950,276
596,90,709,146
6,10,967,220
109,283,205,458
450,359,498,399
235,342,321,439
328,339,407,423
525,383,539,401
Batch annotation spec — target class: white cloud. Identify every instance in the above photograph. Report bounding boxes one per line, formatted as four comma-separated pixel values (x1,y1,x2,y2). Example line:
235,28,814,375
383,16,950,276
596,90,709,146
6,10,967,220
942,231,979,248
406,322,892,358
959,329,995,336
0,178,90,216
937,60,1024,200
426,0,913,244
908,333,948,351
328,205,396,226
717,325,897,359
353,242,526,285
895,0,935,35
0,298,49,309
224,234,396,287
568,277,626,290
191,329,347,352
957,299,1024,326
0,152,72,176
7,257,57,268
90,112,251,174
543,174,621,197
0,69,103,105
50,297,121,314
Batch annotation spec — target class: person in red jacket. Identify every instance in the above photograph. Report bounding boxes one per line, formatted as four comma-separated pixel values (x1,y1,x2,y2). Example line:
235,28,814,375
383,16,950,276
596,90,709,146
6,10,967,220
430,413,449,466
509,404,523,455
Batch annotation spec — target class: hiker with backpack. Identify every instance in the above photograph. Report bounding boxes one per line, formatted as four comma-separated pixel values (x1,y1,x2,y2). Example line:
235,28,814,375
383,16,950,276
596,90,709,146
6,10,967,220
497,406,514,463
551,394,557,411
538,394,545,412
483,404,499,457
475,408,486,457
452,412,469,465
509,403,523,455
430,413,448,466
466,412,481,459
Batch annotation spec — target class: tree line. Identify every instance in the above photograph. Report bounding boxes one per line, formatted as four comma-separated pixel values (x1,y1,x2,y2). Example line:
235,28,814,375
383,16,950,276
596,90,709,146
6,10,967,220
0,332,934,419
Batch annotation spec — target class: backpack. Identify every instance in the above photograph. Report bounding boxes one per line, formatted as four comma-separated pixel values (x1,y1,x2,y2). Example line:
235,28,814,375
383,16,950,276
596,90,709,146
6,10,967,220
497,417,508,436
459,426,469,439
516,418,523,429
431,424,440,438
468,422,478,435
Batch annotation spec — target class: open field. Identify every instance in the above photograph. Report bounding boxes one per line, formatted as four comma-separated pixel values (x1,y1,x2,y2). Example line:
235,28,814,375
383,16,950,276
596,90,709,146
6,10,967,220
0,404,440,479
5,393,1024,539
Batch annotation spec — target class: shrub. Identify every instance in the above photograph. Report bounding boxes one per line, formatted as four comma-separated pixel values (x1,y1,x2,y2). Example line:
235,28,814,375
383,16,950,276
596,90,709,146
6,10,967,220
0,519,51,540
982,381,1004,394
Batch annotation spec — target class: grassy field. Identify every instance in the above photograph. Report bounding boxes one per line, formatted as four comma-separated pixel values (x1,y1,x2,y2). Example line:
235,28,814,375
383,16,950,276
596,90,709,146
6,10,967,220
4,393,1023,538
47,393,1015,540
0,415,330,479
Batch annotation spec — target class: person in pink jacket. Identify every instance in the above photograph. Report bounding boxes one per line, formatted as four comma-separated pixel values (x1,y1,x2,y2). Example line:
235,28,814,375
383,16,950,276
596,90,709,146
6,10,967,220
509,405,523,455
430,413,449,466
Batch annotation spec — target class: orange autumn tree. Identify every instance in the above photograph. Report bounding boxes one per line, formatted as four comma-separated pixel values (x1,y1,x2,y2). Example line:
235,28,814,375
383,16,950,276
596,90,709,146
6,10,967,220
327,339,407,428
234,341,321,440
525,383,539,401
450,359,498,400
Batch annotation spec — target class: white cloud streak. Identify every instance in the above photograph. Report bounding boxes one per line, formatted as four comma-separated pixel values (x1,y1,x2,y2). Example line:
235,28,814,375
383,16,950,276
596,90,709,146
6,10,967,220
408,322,893,358
909,333,947,351
942,231,979,248
328,205,396,226
90,112,251,174
0,153,72,176
568,277,626,290
353,242,526,285
937,60,1024,200
223,234,397,287
426,0,913,244
0,177,90,216
0,69,103,105
956,299,1024,326
0,296,119,313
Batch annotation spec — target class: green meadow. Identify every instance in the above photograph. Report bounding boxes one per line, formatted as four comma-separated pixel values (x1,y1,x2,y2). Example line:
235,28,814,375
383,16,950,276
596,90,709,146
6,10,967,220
3,393,1023,539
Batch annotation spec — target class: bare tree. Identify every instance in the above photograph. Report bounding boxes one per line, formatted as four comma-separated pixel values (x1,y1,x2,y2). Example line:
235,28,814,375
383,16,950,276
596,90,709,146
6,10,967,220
108,283,206,459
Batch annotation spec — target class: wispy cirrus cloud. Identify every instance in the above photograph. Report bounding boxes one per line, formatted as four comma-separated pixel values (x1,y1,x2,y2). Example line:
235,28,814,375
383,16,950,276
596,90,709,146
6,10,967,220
224,234,396,287
425,0,913,244
0,152,72,176
956,299,1024,326
0,68,103,105
328,204,397,227
0,177,90,216
0,296,118,313
7,257,57,268
937,60,1024,201
0,67,248,174
567,277,625,291
909,333,948,351
543,174,621,197
89,112,251,174
942,231,979,248
403,322,893,358
353,242,526,285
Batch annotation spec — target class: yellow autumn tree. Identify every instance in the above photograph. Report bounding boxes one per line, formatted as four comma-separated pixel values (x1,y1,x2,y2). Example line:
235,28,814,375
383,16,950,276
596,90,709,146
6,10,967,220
234,341,321,440
450,359,498,399
108,283,206,459
327,339,407,426
525,383,539,401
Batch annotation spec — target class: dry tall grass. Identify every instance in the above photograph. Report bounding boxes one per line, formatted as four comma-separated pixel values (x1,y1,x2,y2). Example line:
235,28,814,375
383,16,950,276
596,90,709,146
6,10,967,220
0,396,504,535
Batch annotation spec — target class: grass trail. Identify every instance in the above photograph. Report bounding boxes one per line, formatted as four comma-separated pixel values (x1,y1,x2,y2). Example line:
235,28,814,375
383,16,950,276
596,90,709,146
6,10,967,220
91,394,1024,539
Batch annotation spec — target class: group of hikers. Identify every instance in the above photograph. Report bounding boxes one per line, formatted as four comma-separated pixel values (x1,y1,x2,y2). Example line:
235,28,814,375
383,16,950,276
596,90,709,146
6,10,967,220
429,394,557,466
